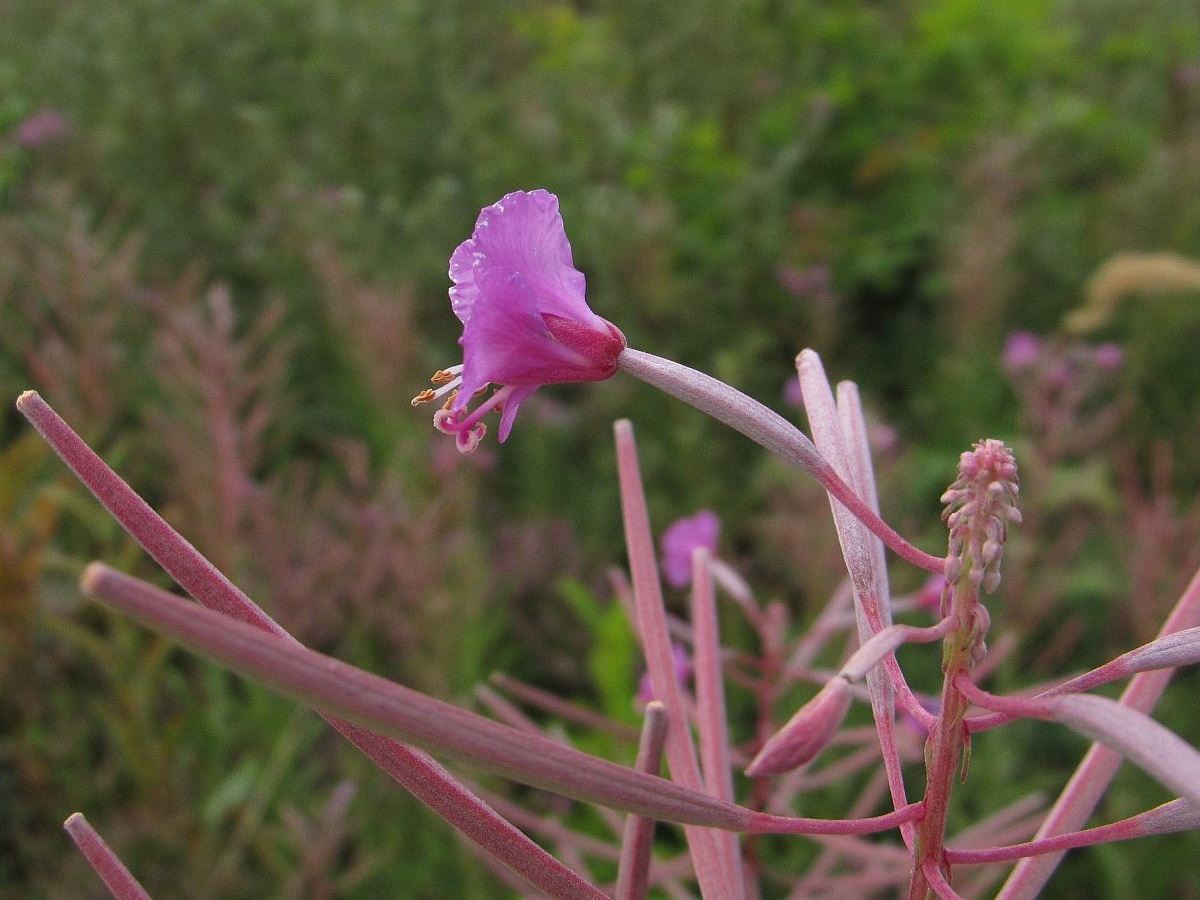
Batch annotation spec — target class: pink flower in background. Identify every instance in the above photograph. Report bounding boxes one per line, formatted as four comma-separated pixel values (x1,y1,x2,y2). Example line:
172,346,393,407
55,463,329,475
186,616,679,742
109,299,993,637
660,509,720,588
776,262,832,299
1001,330,1042,374
1175,62,1200,88
783,375,803,408
13,108,69,148
413,190,626,452
1093,342,1125,372
636,644,693,706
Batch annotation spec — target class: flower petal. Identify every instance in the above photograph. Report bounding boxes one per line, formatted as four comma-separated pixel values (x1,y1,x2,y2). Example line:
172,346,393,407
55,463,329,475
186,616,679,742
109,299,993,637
451,190,590,325
661,510,720,588
496,385,538,443
456,268,603,402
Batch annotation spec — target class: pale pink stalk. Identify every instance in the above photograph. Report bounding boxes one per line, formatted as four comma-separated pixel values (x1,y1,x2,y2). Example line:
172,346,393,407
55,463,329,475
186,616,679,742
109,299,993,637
836,378,892,626
615,701,669,900
64,813,153,900
17,391,605,900
920,858,959,899
615,419,746,898
81,563,743,827
691,548,737,803
691,548,749,892
1037,625,1200,695
840,619,956,682
80,559,924,839
1044,694,1200,808
948,798,1200,865
999,562,1200,899
617,348,943,573
796,350,917,846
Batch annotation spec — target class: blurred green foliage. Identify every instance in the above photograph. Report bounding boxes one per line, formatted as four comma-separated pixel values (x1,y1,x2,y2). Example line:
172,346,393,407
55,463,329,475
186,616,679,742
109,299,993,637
2,0,1199,896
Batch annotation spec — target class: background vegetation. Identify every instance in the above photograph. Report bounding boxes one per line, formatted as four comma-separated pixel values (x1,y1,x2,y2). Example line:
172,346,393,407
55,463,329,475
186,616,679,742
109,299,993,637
1,0,1199,896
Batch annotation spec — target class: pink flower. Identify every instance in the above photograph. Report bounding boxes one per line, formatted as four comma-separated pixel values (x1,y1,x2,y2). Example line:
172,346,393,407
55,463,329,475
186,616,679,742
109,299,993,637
413,190,625,452
1093,342,1125,372
636,644,693,706
660,510,720,588
783,375,803,408
1001,330,1042,374
775,263,831,299
13,108,69,148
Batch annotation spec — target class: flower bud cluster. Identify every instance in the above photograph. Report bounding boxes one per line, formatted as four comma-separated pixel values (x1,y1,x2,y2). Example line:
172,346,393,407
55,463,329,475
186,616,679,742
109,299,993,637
941,440,1021,594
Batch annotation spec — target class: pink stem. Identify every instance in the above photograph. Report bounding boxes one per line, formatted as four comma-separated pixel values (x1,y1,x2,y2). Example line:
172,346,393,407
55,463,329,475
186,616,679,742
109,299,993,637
64,813,153,900
692,547,747,893
692,548,737,803
615,702,669,900
81,561,924,840
796,351,917,849
617,349,944,573
947,798,1195,865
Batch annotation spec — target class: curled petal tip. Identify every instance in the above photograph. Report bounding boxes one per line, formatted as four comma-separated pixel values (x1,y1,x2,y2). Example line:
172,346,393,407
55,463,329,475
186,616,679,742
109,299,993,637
424,190,622,450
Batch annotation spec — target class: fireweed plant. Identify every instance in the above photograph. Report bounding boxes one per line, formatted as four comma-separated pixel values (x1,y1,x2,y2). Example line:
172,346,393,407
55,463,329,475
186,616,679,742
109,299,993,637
19,189,1200,899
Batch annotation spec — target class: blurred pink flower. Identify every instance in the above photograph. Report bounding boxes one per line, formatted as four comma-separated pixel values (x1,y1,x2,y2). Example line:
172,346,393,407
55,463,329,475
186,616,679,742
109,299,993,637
1001,330,1042,373
1093,342,1125,372
1175,62,1200,88
869,421,900,457
776,262,832,299
1044,357,1074,391
637,644,692,706
783,375,803,408
414,190,625,452
660,509,720,588
13,108,69,147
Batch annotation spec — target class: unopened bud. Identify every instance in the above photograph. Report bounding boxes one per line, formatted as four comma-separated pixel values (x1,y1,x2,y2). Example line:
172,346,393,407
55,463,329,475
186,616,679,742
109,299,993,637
746,677,852,776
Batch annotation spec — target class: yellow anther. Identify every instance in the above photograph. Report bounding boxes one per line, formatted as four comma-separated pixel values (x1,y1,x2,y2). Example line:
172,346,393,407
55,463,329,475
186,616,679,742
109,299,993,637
411,389,436,407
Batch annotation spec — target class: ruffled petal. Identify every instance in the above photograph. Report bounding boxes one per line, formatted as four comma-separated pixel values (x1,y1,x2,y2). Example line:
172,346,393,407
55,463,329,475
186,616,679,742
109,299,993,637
455,269,597,402
458,190,595,322
448,238,480,324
